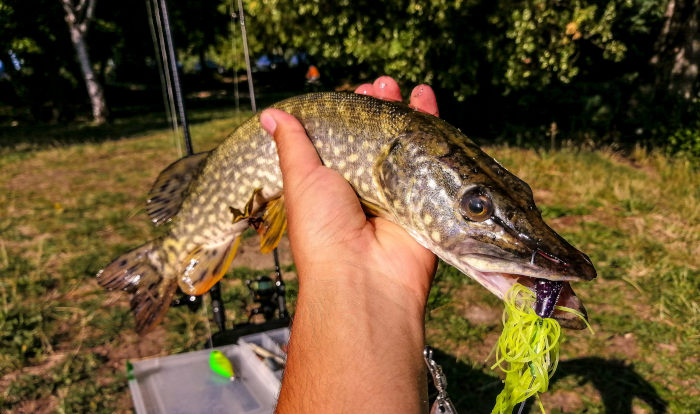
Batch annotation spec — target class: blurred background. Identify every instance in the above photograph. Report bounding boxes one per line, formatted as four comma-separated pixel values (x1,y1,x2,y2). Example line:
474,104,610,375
1,0,698,152
0,0,697,413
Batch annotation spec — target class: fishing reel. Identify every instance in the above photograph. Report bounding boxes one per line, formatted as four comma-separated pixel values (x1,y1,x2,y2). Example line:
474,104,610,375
170,248,290,347
245,274,288,322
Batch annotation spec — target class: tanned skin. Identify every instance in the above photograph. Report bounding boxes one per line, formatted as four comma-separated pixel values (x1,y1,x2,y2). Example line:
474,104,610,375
260,77,440,414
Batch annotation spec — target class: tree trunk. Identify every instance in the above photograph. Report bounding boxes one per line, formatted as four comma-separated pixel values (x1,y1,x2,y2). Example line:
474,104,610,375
651,0,700,100
61,0,109,124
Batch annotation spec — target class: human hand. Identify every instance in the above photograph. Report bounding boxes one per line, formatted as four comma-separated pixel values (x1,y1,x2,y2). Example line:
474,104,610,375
262,76,439,309
262,77,440,413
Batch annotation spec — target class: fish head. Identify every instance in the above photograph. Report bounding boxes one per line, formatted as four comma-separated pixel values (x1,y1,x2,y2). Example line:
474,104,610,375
377,113,596,329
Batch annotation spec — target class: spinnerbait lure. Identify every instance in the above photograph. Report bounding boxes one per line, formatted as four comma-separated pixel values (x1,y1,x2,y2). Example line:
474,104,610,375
491,282,591,414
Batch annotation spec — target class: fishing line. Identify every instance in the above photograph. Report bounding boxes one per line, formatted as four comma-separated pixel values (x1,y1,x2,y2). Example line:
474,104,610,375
152,0,181,155
229,0,240,113
236,0,256,112
145,0,182,157
158,0,193,155
147,0,219,342
147,0,275,346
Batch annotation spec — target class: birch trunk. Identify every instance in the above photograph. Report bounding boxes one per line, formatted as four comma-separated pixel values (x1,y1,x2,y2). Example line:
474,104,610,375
61,0,108,124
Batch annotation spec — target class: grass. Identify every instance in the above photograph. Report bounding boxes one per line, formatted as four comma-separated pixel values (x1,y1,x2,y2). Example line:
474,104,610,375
1,107,698,413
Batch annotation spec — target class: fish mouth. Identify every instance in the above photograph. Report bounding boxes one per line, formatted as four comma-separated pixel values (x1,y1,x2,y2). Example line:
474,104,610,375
461,254,591,329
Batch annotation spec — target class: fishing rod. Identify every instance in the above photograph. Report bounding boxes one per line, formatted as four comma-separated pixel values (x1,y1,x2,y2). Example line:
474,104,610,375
236,0,256,113
157,0,193,155
146,0,287,341
145,0,180,156
206,0,263,335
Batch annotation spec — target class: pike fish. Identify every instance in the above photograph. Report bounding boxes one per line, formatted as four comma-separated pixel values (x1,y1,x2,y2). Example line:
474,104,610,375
98,92,596,333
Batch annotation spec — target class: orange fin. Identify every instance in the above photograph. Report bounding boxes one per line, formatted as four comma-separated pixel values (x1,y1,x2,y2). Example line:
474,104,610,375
97,240,177,333
147,152,209,225
178,236,242,295
258,196,287,254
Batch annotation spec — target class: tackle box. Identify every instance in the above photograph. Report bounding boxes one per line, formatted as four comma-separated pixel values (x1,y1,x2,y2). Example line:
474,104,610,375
128,328,290,414
237,327,290,380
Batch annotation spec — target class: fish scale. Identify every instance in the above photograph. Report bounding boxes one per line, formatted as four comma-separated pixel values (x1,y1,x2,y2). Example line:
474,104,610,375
97,92,595,333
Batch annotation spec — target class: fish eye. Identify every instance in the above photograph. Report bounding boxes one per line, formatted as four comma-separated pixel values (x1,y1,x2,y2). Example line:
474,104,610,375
460,190,493,222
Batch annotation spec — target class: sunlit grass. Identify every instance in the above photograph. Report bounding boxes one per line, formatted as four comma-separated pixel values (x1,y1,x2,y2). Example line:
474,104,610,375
428,144,698,413
1,109,698,413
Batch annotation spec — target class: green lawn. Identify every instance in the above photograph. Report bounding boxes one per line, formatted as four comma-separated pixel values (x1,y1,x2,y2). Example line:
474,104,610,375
0,108,698,413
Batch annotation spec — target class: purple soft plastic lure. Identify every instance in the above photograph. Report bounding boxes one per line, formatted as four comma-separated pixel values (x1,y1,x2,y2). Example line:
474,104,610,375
534,279,564,319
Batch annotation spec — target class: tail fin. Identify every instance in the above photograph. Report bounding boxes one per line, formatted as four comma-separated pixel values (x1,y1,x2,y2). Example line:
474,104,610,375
97,240,177,333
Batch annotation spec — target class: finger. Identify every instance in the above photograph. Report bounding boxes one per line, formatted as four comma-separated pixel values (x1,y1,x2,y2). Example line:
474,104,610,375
260,108,322,190
372,76,402,101
409,84,439,117
354,83,375,95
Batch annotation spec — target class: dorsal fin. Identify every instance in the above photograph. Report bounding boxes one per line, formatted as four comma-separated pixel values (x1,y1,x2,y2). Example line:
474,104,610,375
146,152,209,225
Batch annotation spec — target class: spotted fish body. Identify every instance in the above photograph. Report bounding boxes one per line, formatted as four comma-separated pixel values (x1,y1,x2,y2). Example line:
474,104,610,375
98,92,596,333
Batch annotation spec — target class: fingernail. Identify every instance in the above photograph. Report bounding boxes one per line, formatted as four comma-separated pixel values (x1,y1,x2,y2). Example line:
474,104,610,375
354,83,374,95
373,76,401,101
411,85,424,98
260,111,277,135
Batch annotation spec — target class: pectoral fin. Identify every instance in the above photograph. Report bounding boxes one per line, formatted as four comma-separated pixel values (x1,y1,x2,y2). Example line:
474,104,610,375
230,188,265,223
257,196,287,254
178,236,242,295
147,152,210,225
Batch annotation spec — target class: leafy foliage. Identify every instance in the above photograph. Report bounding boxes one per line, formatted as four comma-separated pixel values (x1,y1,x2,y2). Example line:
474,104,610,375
241,0,695,149
1,0,697,152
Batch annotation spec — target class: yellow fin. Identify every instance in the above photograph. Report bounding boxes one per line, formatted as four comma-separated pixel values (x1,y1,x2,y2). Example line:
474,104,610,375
360,199,389,217
258,196,287,254
178,236,242,295
147,152,210,225
230,188,264,223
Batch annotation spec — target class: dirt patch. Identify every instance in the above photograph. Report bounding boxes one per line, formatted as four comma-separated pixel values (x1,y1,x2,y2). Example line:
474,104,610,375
234,235,294,269
461,303,501,326
606,332,639,360
98,327,169,363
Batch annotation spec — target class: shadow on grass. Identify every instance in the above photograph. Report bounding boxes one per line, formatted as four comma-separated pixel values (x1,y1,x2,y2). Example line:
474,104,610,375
0,92,299,153
431,349,667,413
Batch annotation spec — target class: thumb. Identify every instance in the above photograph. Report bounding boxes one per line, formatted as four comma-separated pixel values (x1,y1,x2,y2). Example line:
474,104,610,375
260,108,322,191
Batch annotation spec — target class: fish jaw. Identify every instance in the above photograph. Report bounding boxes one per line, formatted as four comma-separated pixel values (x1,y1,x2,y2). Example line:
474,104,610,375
377,112,596,329
452,253,591,329
408,229,592,329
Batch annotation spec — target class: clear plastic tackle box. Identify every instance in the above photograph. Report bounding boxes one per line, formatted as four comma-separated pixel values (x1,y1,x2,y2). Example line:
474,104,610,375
128,328,289,414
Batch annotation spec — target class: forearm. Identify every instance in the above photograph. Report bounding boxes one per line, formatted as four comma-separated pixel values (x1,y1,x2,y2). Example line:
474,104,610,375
275,267,428,414
263,90,438,413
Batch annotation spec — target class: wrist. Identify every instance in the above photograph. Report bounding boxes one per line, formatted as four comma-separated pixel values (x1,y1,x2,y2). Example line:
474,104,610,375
298,260,430,324
279,265,428,413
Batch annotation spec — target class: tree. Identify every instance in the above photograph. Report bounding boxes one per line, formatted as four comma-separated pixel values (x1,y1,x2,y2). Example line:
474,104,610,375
241,0,633,99
1,0,83,122
651,0,699,99
60,0,108,124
